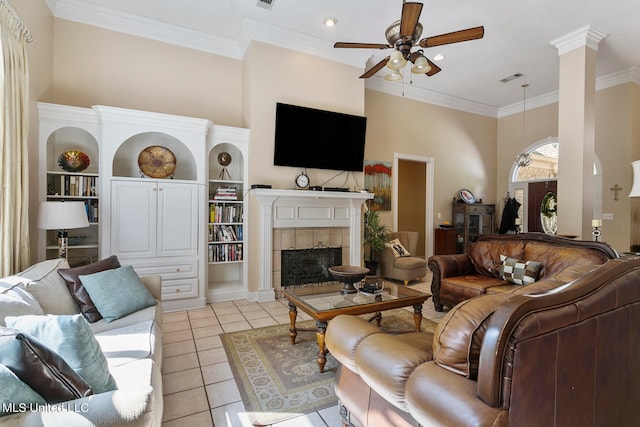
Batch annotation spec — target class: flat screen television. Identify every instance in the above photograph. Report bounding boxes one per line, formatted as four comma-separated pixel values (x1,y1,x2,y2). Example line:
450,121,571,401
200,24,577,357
273,102,367,172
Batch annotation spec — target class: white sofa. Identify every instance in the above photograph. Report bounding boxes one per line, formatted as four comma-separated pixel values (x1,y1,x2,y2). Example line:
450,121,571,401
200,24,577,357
0,258,163,427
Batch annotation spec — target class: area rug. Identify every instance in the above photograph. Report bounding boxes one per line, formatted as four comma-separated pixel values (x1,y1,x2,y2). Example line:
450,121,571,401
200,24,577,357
221,309,438,426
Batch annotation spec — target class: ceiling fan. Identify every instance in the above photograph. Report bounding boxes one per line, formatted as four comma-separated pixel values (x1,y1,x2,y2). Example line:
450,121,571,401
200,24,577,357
334,1,484,79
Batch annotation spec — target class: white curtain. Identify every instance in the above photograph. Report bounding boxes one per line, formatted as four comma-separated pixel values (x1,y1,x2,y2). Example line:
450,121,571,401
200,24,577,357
0,0,31,275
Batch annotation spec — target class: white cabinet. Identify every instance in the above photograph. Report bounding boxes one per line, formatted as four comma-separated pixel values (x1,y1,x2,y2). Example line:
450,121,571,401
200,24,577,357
110,179,198,258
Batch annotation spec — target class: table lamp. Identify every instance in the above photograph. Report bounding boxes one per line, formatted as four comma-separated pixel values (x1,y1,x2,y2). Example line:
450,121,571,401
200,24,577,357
37,201,90,259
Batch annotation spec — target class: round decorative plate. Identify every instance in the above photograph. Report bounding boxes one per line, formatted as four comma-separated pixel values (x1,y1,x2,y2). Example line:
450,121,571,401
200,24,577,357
58,150,90,172
138,145,176,178
217,152,232,166
459,189,475,204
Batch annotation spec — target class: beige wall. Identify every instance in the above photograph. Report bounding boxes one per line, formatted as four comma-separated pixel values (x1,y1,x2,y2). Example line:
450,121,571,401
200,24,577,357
52,20,243,125
497,83,638,252
241,41,365,293
365,89,498,230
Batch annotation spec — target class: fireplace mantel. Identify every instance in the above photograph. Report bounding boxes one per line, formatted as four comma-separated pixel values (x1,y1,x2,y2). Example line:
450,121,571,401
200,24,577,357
252,188,373,301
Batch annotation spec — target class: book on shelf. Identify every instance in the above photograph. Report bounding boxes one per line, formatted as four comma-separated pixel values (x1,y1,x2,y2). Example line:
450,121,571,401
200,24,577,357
212,186,238,200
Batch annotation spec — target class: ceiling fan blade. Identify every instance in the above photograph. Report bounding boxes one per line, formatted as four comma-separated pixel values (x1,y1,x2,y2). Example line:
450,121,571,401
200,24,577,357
400,2,423,38
425,58,441,76
334,42,391,49
419,26,484,48
359,57,390,78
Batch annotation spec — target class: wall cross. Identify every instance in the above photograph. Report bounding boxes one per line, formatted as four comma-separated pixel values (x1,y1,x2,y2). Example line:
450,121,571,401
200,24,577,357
610,184,623,201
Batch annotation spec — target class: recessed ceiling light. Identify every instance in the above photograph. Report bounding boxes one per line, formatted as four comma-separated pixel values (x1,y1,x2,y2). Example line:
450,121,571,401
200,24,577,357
324,17,338,27
433,54,445,62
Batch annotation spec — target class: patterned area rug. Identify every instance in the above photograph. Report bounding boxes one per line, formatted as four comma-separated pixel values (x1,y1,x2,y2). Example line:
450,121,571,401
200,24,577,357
221,309,438,426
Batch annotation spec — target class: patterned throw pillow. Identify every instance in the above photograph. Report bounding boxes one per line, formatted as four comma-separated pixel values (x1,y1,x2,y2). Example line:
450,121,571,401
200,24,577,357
385,238,411,258
498,254,542,285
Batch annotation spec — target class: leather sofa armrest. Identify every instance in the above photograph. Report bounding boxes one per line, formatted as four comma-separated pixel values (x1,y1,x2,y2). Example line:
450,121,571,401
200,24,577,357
428,254,474,311
326,314,384,374
139,275,162,301
428,254,474,279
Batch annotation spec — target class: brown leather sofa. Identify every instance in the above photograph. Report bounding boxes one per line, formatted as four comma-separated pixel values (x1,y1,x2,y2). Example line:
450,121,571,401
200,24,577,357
428,233,618,311
325,256,640,427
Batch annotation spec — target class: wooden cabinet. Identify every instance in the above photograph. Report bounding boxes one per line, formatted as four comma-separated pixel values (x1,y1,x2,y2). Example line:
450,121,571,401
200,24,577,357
453,202,495,253
434,228,457,255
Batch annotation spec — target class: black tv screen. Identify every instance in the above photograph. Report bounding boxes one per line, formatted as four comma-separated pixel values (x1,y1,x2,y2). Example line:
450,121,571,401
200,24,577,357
273,102,367,172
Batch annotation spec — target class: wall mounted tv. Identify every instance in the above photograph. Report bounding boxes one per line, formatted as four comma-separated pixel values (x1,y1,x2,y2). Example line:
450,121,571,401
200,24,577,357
273,102,367,172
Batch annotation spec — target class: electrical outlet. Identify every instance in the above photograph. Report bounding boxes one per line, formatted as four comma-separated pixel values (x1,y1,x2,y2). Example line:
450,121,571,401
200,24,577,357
437,212,441,219
602,213,614,220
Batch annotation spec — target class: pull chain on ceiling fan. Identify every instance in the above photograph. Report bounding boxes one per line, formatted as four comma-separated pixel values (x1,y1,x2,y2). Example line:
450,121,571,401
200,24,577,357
334,1,484,80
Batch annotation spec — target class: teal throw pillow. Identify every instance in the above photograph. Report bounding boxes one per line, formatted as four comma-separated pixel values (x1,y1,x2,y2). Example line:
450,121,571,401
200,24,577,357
5,314,117,393
498,254,542,286
0,364,46,416
79,265,156,323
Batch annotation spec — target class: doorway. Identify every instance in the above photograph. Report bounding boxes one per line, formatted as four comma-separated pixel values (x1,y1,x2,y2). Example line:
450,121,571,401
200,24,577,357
528,181,557,232
393,153,434,258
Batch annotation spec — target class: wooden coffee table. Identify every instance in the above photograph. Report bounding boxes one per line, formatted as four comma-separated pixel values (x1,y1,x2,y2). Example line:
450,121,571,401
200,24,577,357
283,281,430,373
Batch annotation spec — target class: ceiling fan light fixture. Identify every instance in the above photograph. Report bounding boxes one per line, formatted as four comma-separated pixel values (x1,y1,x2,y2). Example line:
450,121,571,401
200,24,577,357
386,50,407,70
384,69,403,81
411,55,431,74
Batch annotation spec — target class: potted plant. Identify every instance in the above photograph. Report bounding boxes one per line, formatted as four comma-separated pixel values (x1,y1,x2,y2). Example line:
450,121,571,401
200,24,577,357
363,210,389,275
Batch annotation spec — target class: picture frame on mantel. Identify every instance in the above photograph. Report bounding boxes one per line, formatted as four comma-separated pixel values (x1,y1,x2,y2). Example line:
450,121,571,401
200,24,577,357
364,160,391,211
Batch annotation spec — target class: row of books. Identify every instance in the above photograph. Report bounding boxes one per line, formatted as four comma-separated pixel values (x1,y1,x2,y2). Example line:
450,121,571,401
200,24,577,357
209,204,243,223
208,224,242,242
211,186,238,200
208,243,243,263
52,175,98,197
85,199,99,223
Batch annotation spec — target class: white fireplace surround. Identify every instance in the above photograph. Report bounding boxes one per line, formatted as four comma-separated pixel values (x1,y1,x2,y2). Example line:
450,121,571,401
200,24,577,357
252,188,373,301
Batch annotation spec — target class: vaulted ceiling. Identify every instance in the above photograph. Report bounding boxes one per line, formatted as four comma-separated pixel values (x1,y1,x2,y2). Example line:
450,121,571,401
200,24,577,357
46,0,640,117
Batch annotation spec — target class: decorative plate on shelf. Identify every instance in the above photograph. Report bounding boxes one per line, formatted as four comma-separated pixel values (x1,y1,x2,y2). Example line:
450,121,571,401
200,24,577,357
58,150,90,172
459,189,475,204
137,145,176,178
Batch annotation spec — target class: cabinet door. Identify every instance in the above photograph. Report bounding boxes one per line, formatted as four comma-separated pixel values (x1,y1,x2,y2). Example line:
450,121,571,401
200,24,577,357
111,180,157,258
157,182,198,257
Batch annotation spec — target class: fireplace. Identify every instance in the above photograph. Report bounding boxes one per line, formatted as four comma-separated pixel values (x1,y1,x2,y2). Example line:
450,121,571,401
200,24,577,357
281,247,342,286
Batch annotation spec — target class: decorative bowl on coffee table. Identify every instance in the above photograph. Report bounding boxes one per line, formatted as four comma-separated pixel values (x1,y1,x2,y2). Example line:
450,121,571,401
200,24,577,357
329,265,370,295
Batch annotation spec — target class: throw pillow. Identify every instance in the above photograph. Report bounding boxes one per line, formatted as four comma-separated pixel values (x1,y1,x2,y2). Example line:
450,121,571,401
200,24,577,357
386,238,411,257
57,255,121,323
0,283,44,327
0,327,93,404
5,314,117,393
0,364,46,416
498,254,542,285
79,265,157,323
17,258,79,315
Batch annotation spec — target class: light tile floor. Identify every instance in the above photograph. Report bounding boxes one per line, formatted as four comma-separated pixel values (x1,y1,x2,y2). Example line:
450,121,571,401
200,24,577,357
160,277,446,427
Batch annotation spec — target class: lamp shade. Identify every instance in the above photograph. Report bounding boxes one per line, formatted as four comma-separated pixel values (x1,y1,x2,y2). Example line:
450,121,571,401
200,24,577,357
37,201,89,230
411,55,432,74
386,50,407,70
630,160,640,197
384,70,403,81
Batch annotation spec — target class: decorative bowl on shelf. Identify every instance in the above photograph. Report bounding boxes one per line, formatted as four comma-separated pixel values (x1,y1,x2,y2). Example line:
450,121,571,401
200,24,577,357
329,265,370,295
138,145,177,178
58,150,90,172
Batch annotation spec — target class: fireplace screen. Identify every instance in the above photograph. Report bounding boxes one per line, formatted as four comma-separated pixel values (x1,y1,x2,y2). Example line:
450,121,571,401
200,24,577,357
281,247,342,286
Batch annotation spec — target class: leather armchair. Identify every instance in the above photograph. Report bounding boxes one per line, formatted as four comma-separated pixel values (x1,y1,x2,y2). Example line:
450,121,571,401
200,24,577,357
379,231,427,285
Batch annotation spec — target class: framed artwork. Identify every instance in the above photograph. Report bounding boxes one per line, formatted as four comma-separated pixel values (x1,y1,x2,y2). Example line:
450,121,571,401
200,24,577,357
364,160,392,211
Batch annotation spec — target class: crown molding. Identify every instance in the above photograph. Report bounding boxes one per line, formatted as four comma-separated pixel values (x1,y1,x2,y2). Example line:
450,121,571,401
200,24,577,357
50,2,638,119
365,77,499,118
549,24,609,55
53,0,242,59
497,67,639,118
